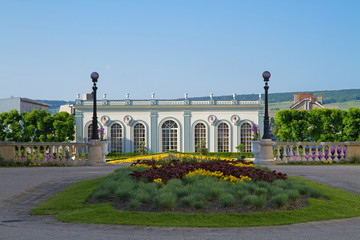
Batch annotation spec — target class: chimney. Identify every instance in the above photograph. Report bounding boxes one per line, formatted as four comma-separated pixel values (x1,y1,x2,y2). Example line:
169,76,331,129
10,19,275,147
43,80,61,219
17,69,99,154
294,93,300,103
317,94,322,104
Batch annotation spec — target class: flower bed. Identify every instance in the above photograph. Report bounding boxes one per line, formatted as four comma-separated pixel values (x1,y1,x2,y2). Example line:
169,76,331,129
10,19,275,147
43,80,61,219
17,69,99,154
106,153,248,165
89,155,327,214
130,159,286,183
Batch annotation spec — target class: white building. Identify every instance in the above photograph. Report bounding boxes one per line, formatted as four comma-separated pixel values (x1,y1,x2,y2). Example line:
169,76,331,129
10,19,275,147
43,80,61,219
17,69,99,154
73,94,264,153
0,97,51,113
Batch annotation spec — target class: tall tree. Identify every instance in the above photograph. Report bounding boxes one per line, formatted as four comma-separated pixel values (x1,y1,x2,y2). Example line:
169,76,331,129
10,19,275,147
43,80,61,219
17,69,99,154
343,107,360,141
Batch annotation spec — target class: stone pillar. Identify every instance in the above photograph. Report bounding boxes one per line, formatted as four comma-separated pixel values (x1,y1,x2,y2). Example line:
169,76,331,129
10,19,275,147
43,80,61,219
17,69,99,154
254,139,275,165
0,142,16,161
345,141,360,160
87,140,104,166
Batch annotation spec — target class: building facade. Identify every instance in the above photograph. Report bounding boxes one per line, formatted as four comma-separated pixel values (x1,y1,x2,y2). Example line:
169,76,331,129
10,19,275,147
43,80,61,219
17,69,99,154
0,97,51,113
74,96,264,153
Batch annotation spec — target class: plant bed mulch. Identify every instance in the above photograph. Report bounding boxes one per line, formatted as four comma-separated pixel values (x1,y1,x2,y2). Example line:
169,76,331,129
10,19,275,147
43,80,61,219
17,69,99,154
87,196,309,214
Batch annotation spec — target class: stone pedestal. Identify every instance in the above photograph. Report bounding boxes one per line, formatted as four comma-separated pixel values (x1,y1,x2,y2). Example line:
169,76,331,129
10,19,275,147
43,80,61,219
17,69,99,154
87,140,104,166
254,139,275,165
251,140,261,163
101,141,109,163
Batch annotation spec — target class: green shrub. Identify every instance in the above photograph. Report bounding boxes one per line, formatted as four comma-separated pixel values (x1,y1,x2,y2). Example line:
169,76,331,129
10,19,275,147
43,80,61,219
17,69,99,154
295,185,312,195
208,187,223,200
257,181,270,189
287,189,301,201
99,179,119,193
235,189,249,199
242,195,258,206
243,182,257,194
271,193,289,208
250,196,266,210
269,185,284,196
254,187,268,198
308,188,323,199
139,182,159,196
180,193,206,209
92,189,110,200
134,190,151,203
154,192,177,209
128,199,141,209
114,181,136,201
220,193,237,207
272,179,288,189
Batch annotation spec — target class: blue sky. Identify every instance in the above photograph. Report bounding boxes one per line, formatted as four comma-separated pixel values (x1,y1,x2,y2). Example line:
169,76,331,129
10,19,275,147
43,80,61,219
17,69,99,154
1,0,359,101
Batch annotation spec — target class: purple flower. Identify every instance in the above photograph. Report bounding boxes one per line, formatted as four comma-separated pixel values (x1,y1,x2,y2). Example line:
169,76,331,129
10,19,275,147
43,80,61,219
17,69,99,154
251,123,259,133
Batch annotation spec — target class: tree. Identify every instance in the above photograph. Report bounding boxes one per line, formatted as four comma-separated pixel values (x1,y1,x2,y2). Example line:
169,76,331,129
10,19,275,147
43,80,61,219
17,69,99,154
2,110,22,141
343,107,360,141
52,111,75,142
0,109,75,142
274,110,310,142
196,139,208,155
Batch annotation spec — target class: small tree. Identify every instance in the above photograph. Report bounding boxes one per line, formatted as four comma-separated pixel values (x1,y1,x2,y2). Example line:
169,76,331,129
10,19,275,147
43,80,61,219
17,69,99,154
195,139,208,155
137,142,147,155
236,144,245,160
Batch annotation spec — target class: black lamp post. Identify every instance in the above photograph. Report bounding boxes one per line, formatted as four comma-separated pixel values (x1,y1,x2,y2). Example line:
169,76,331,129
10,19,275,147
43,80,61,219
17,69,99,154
91,72,99,140
262,71,271,140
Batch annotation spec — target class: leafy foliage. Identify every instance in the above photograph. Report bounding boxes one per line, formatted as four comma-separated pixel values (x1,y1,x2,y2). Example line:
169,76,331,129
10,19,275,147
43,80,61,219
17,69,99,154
274,108,360,142
0,109,74,142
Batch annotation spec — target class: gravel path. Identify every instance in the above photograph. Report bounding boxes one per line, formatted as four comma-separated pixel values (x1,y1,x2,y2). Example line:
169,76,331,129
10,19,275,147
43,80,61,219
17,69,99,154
0,165,359,240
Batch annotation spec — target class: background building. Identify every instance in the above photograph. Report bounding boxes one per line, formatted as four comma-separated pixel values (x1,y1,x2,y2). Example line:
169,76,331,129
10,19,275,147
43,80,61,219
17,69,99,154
74,95,264,153
290,93,324,111
0,97,51,113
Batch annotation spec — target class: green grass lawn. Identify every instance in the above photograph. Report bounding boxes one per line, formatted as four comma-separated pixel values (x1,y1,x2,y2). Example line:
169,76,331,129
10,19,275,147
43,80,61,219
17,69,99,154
31,176,360,227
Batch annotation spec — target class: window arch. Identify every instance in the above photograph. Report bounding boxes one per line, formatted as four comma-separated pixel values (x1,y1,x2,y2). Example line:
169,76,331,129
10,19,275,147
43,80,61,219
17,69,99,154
194,123,206,152
217,123,229,152
133,123,145,153
110,123,122,153
87,123,100,141
87,123,93,140
241,122,252,152
162,120,178,152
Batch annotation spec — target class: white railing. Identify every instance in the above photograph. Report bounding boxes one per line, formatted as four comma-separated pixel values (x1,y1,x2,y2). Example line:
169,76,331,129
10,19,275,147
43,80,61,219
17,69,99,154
0,142,88,166
273,142,347,163
76,99,263,107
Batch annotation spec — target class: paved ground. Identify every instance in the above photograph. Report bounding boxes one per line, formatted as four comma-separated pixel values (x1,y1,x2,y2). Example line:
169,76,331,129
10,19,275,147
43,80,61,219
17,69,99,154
0,165,359,240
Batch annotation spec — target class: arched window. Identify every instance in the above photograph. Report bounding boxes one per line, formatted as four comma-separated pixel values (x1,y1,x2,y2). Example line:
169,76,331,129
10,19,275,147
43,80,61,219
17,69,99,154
194,123,206,152
241,122,252,152
110,123,122,153
133,123,145,153
87,123,93,141
162,120,178,152
87,123,100,141
217,123,229,152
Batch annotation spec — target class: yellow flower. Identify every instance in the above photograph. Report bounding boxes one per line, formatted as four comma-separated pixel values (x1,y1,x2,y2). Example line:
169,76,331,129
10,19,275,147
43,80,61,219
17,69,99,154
154,178,162,183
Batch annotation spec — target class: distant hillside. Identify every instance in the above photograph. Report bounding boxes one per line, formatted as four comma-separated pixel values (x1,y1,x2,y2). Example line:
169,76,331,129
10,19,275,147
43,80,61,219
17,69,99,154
35,100,74,114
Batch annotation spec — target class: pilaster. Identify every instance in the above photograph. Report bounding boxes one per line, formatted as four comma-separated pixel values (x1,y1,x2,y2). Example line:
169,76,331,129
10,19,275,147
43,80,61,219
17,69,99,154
150,111,158,153
184,110,191,152
75,110,83,143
